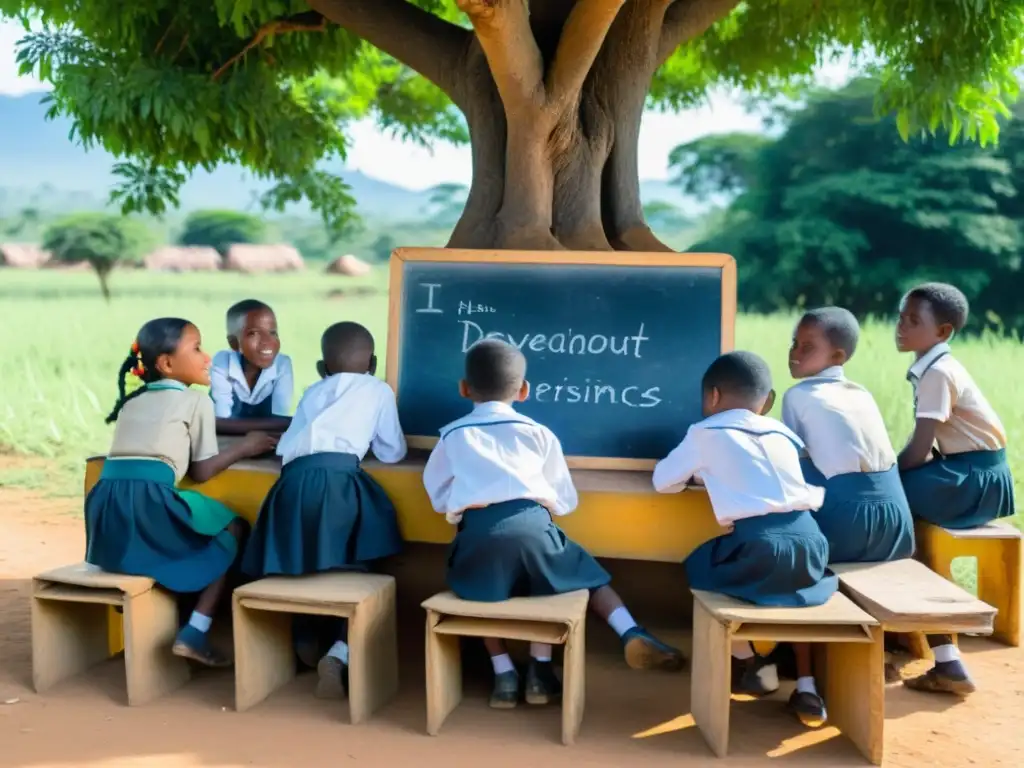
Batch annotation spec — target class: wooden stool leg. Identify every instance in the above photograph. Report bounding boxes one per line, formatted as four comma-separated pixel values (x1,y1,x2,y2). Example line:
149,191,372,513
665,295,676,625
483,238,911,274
124,588,190,705
32,595,110,694
978,537,1022,647
823,628,884,766
690,600,732,758
232,598,295,712
425,609,462,736
348,581,399,724
561,618,586,746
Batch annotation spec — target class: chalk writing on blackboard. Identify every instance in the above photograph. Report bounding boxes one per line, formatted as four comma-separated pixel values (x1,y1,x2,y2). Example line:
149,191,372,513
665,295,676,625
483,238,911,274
415,282,443,314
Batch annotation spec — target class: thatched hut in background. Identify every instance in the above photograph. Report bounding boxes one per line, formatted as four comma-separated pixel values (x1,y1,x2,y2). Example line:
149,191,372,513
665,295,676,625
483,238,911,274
144,246,222,272
0,243,51,268
224,244,305,273
325,253,372,277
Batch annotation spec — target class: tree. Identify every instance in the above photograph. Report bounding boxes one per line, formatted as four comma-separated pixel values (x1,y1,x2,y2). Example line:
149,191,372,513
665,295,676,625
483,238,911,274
424,182,470,226
178,209,268,255
42,214,153,300
371,233,398,262
641,199,690,231
7,2,1024,253
680,78,1024,334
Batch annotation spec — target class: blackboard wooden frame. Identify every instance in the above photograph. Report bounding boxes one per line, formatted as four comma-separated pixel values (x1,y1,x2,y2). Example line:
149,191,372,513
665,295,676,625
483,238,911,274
386,248,737,470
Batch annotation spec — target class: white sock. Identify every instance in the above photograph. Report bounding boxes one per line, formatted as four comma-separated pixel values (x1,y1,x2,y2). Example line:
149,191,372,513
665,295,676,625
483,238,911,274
530,642,552,662
490,653,515,675
796,676,818,696
731,640,754,660
326,640,349,665
607,606,638,637
188,611,212,633
757,663,780,691
933,644,959,664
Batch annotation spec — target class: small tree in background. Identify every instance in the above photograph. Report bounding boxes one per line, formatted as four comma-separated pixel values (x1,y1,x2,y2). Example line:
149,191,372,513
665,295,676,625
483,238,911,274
178,210,267,256
370,234,397,262
42,214,152,301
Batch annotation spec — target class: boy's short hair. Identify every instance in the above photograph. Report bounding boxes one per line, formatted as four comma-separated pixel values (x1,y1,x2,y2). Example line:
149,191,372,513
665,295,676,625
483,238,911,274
465,339,526,401
702,351,773,400
904,282,970,332
321,321,374,370
799,307,860,360
226,299,273,338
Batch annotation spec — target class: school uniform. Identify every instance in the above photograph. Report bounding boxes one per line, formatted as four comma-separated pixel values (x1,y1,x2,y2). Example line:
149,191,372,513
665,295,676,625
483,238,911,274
901,342,1015,529
653,409,837,607
84,380,242,593
782,367,914,563
210,350,294,418
423,401,611,603
241,373,406,578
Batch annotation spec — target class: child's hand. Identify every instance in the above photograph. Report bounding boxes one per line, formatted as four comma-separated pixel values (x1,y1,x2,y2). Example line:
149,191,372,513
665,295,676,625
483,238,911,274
240,431,279,457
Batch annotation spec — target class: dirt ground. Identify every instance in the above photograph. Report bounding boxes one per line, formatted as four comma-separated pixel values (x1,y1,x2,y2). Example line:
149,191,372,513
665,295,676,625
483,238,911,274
1,478,1023,768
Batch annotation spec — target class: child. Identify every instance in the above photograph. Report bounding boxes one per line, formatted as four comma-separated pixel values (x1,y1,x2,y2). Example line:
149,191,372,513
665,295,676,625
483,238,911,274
653,351,837,727
242,321,406,700
782,307,915,564
423,339,684,709
210,299,293,435
897,282,1014,696
85,318,278,666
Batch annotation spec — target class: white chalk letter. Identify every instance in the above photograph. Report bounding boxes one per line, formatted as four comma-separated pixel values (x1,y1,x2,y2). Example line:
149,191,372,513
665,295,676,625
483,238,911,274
416,283,443,313
460,320,484,351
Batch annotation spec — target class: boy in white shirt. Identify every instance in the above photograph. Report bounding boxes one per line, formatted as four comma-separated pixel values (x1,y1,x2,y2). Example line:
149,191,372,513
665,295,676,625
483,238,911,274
210,299,293,435
896,283,1014,696
242,321,406,700
424,339,683,710
783,307,914,564
653,351,837,728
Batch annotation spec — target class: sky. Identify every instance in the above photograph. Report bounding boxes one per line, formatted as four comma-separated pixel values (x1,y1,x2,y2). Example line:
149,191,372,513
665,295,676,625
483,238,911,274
0,19,851,191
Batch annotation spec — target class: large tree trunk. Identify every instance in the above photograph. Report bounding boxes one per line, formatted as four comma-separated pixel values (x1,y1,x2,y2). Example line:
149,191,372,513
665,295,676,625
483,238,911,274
309,0,740,251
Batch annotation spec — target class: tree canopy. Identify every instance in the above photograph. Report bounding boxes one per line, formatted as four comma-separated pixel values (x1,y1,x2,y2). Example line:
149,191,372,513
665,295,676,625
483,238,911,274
178,209,268,255
682,77,1024,334
4,1,1024,250
42,213,153,299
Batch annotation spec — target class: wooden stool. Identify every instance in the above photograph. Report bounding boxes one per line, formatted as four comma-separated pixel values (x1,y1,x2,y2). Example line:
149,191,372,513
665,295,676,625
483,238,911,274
232,573,397,724
831,559,997,666
422,590,589,745
914,520,1020,648
32,562,189,705
690,589,883,765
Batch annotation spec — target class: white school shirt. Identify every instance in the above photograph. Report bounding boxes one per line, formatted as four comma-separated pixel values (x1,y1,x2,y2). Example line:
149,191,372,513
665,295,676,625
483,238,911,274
209,350,294,418
276,373,407,466
907,342,1006,454
781,366,897,479
422,401,578,525
652,409,825,525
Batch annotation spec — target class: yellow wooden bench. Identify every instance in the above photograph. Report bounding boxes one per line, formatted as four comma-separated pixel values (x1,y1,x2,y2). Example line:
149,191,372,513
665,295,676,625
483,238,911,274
232,573,398,724
32,562,189,705
421,590,589,745
690,589,883,765
914,520,1020,648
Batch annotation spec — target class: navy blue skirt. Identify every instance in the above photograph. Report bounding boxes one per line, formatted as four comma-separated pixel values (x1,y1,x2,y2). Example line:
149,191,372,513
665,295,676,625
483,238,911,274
901,448,1015,529
241,452,402,578
447,499,611,602
685,510,838,607
85,459,241,594
236,395,274,419
801,460,915,564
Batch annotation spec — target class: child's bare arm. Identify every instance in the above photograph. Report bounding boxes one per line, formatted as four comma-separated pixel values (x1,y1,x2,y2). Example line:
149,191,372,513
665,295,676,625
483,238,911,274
215,417,291,436
898,418,940,471
189,432,279,483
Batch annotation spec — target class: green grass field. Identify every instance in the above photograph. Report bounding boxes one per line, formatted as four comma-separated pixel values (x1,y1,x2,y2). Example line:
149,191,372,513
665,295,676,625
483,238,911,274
1,268,1021,522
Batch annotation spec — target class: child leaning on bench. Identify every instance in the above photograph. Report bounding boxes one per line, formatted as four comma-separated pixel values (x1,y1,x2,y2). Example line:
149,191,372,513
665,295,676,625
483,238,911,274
423,339,684,710
896,282,1016,696
653,351,838,728
242,321,406,700
85,318,278,667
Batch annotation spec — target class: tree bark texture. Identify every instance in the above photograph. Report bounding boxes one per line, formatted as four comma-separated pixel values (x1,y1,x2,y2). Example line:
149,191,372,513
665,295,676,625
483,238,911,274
306,0,740,251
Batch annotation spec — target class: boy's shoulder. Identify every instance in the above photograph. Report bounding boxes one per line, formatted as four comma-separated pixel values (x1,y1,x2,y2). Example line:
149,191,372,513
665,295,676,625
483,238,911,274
211,349,234,370
439,407,542,439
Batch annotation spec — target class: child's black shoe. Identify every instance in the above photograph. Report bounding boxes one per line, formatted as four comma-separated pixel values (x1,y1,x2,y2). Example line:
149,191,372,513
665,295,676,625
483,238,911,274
315,655,348,700
904,661,976,697
788,689,828,728
622,627,686,671
525,660,562,706
489,669,520,709
731,655,779,697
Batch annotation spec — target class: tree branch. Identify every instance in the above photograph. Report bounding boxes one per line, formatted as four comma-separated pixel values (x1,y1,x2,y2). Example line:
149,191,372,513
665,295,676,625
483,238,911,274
657,0,741,67
545,0,627,109
457,0,546,112
307,0,472,105
213,11,327,81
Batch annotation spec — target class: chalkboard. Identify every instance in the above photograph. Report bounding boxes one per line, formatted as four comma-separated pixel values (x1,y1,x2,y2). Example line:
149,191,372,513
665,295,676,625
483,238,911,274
386,249,736,469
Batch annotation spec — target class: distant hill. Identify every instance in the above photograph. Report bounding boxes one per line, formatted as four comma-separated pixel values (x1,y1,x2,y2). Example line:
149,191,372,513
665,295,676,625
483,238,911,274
0,92,699,220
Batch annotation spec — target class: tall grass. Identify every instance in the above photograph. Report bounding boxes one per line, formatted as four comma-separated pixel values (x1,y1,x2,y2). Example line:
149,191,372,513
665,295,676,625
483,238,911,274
1,269,1021,517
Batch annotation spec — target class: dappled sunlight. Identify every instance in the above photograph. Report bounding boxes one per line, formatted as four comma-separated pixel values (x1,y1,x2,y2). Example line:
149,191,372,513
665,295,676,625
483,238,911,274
632,712,697,738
